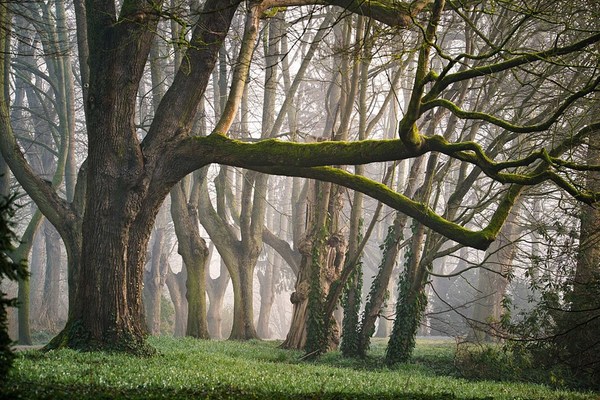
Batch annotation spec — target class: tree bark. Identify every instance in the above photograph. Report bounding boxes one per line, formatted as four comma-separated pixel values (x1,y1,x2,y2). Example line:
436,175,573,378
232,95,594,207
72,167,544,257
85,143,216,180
171,179,210,339
206,259,230,339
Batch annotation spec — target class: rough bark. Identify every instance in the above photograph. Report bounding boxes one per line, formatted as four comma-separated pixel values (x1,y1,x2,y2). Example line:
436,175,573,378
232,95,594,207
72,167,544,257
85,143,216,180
43,0,240,352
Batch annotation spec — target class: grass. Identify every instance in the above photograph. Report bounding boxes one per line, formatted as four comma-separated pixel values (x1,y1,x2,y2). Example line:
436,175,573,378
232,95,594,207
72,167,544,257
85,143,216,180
2,336,598,399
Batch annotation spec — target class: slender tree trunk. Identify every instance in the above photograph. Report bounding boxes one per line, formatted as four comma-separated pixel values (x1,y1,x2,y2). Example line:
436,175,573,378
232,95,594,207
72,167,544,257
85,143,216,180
358,157,423,356
257,246,280,339
166,268,187,337
171,179,210,339
144,206,168,335
468,208,520,342
207,259,230,339
373,276,394,338
37,221,63,333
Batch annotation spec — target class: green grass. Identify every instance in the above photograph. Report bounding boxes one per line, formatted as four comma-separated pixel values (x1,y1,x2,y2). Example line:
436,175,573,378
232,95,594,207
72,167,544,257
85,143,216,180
2,337,597,399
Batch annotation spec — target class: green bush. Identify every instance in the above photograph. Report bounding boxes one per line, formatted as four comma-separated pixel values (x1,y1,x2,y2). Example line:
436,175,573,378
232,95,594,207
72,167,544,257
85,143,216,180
455,343,531,382
502,276,600,390
453,341,580,389
0,194,27,383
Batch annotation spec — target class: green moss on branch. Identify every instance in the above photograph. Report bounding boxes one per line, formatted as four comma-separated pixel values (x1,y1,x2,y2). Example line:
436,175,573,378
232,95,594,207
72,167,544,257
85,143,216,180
250,165,495,250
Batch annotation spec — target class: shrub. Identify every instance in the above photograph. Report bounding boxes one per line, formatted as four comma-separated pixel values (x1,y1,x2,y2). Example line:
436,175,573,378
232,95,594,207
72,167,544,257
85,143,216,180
0,194,27,383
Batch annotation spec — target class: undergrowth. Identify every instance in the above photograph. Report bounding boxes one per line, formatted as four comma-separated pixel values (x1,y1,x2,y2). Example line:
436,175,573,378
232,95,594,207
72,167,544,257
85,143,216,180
2,337,597,399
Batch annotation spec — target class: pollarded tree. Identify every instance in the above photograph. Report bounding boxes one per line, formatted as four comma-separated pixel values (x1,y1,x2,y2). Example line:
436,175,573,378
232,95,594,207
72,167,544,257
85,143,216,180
0,0,599,354
7,0,77,343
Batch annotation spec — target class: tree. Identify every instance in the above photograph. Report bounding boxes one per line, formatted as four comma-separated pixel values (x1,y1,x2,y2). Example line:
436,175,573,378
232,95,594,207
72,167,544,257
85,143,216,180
0,0,599,354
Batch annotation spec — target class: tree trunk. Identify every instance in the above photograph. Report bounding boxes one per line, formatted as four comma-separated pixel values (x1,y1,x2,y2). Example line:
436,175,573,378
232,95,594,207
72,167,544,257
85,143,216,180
185,252,209,339
373,277,394,338
171,180,210,339
358,157,423,356
468,208,520,342
166,268,187,337
17,279,31,345
37,221,63,333
207,259,230,339
280,248,311,349
257,250,278,339
229,261,258,340
143,212,168,335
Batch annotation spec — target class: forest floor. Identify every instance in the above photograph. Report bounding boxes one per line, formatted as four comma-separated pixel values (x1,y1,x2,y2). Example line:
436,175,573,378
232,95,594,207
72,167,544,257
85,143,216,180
2,336,598,399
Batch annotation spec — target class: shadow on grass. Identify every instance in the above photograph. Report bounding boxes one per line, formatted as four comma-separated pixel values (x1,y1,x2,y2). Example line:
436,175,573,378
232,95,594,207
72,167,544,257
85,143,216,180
2,379,490,400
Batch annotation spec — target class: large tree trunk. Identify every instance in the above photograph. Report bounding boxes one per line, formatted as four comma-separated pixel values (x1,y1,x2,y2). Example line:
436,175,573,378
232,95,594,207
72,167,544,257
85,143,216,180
280,243,311,349
185,251,209,339
44,0,239,352
282,179,345,353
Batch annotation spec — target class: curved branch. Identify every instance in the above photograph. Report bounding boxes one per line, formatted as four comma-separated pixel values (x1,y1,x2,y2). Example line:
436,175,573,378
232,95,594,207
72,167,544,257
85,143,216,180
259,0,434,28
427,122,600,190
249,165,496,250
422,74,600,133
142,0,241,158
0,110,75,230
424,31,600,100
262,228,300,274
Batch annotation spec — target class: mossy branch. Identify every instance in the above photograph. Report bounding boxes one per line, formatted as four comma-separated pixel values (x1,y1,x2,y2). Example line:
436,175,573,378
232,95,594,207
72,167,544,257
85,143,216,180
248,165,495,250
173,121,600,251
398,0,445,148
175,134,425,174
